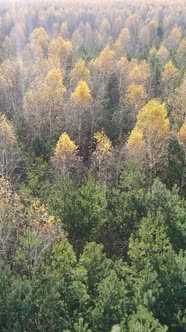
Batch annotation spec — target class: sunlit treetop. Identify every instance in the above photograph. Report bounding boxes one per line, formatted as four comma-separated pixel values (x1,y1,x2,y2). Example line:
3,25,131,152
30,27,49,49
127,99,170,180
70,59,90,85
60,21,69,39
117,56,130,75
126,13,139,32
135,99,170,139
71,80,92,103
48,36,72,66
71,29,84,49
166,25,182,49
177,122,186,148
0,114,15,145
127,126,145,156
129,61,150,84
127,84,147,110
129,65,142,82
176,38,186,67
54,132,79,161
139,25,150,46
149,47,157,57
162,60,177,80
93,131,112,156
92,46,115,73
45,68,65,93
115,27,130,53
156,45,169,64
100,18,111,35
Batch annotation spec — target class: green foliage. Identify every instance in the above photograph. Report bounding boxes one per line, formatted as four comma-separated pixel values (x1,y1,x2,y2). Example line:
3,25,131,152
0,0,186,331
31,132,52,160
126,306,168,332
20,157,50,202
129,214,186,330
48,175,108,253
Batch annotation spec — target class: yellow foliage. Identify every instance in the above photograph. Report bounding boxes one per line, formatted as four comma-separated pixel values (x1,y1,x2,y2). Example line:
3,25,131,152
93,131,112,156
93,46,115,73
129,65,142,82
177,38,186,56
118,28,130,45
24,69,65,132
100,18,111,34
156,45,169,65
70,59,90,85
0,114,15,146
127,84,146,109
167,26,182,49
72,80,92,103
30,27,48,49
92,131,112,184
176,38,186,67
139,26,150,46
127,127,145,155
162,60,177,81
117,56,130,74
48,36,72,64
127,99,170,174
60,21,69,39
115,28,130,53
45,68,65,97
129,61,150,85
136,99,170,140
149,47,156,57
0,177,23,217
171,26,182,41
54,132,79,161
178,122,186,148
29,200,58,235
0,177,24,257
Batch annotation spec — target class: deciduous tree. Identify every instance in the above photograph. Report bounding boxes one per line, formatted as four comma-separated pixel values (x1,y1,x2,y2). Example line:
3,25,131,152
127,100,170,182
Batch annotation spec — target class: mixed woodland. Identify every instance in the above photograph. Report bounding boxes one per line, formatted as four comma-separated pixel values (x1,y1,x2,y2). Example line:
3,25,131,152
0,0,186,330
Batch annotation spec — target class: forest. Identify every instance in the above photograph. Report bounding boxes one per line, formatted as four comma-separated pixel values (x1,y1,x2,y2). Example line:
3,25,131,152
0,0,185,331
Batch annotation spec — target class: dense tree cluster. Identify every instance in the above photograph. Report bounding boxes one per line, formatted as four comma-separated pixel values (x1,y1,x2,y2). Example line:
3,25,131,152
0,0,186,331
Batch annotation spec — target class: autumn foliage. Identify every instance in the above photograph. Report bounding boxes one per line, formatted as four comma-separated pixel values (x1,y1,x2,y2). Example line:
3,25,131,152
0,1,185,331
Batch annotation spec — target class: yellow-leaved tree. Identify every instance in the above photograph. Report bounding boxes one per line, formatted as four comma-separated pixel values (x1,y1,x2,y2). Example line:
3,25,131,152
176,38,186,68
92,131,113,185
91,46,115,78
156,45,169,66
165,25,182,50
178,122,186,151
70,80,92,143
0,176,62,272
51,132,81,177
0,59,23,119
127,83,147,113
0,114,22,178
23,68,65,136
114,28,130,56
71,80,92,103
70,59,90,88
162,60,178,98
129,61,151,87
48,36,72,68
0,177,24,260
29,27,49,59
127,99,170,182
